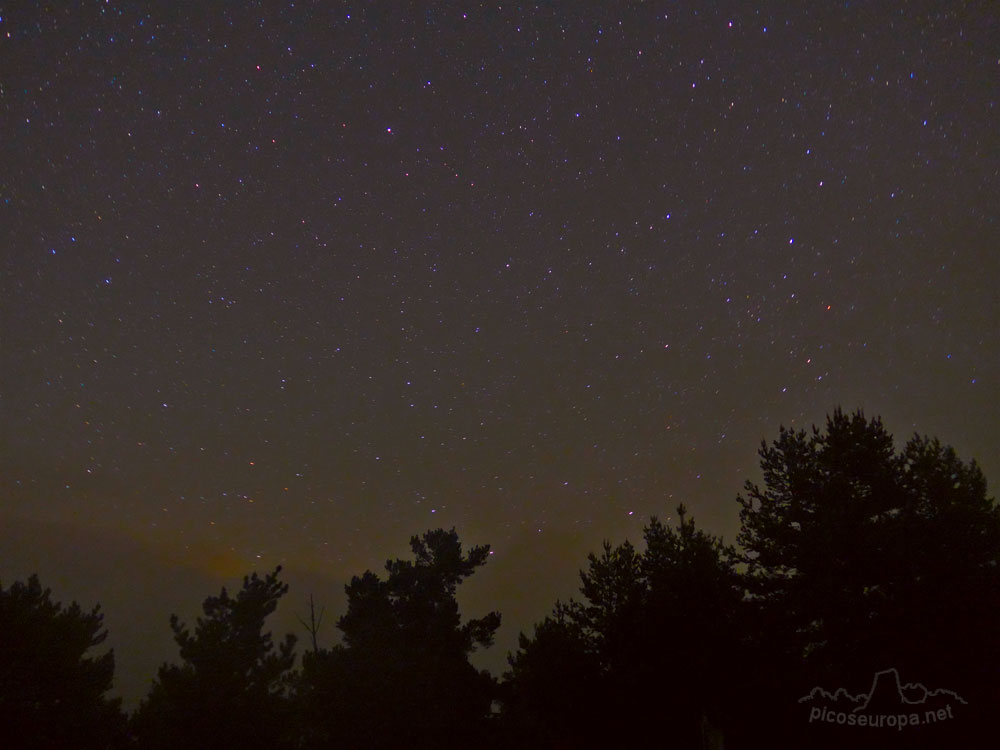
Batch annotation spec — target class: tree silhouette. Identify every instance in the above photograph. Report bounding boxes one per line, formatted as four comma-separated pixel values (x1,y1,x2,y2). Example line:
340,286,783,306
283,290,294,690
5,409,991,748
503,507,742,747
295,594,325,654
737,408,1000,746
639,507,745,745
0,574,125,749
500,605,603,747
294,528,500,748
131,567,297,750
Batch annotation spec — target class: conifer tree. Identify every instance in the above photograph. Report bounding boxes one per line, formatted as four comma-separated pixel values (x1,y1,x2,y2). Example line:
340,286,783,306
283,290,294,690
133,567,296,750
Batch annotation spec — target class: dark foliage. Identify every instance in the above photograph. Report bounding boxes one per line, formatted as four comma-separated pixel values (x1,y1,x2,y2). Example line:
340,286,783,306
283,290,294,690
131,567,296,750
0,574,125,749
4,409,996,748
503,506,743,747
736,408,1000,747
294,528,501,748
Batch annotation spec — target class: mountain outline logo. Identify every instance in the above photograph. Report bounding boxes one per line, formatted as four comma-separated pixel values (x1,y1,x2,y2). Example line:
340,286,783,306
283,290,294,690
798,667,967,713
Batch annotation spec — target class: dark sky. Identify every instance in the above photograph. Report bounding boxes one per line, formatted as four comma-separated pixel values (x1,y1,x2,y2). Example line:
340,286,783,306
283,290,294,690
2,1,997,707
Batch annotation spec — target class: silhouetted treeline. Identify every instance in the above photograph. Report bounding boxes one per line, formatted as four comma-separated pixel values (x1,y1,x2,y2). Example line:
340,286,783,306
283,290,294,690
2,409,998,748
0,575,125,748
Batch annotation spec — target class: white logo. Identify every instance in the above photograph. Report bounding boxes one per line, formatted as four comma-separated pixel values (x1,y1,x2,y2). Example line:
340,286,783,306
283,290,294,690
798,668,966,730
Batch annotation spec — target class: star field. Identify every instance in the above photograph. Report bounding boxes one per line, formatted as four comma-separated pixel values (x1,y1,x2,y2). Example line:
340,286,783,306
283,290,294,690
1,1,997,705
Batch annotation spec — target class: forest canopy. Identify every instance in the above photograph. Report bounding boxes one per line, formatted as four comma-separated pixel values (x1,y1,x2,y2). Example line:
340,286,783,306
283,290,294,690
2,409,996,749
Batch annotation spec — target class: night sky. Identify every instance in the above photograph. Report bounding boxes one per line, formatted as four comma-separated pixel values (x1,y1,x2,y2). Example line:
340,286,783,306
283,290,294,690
2,1,997,706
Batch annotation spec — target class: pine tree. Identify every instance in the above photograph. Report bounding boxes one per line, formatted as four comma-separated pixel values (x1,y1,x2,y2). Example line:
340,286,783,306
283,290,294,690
132,567,296,750
503,508,742,746
0,575,125,749
295,529,500,748
736,408,1000,745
